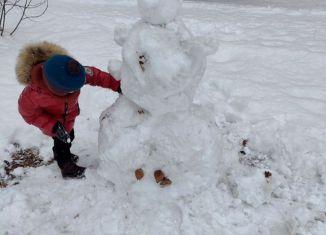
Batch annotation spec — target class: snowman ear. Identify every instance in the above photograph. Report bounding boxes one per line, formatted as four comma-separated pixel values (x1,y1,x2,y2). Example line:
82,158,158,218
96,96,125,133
194,36,219,56
114,24,131,46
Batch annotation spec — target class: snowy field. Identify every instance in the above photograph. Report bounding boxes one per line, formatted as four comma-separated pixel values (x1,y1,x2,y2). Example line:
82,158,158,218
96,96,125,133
1,0,326,234
191,0,326,9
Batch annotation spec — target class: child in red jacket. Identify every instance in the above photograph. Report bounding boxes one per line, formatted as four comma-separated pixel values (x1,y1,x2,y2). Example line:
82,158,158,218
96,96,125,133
16,42,121,179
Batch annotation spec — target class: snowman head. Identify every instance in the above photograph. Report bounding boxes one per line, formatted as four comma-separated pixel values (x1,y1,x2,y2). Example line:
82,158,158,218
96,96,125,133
138,0,183,25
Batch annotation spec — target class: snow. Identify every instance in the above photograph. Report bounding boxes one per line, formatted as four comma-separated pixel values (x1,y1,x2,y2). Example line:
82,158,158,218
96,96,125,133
0,0,326,234
115,0,216,115
98,96,221,196
97,3,221,233
207,0,326,9
119,21,201,114
138,0,183,24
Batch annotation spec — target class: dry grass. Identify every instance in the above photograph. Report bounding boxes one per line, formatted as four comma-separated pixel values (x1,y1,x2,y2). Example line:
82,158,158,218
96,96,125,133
0,143,54,188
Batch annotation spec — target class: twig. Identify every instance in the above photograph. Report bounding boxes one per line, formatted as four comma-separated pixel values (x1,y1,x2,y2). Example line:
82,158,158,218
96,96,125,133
0,0,7,36
10,0,48,35
0,0,48,36
9,0,27,35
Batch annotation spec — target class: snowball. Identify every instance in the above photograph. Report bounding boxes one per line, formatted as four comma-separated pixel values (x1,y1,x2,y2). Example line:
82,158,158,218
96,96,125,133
111,0,217,116
114,24,131,46
138,0,183,25
120,23,207,115
98,96,221,196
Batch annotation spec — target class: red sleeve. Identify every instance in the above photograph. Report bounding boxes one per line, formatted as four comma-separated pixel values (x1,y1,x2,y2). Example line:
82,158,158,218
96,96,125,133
18,87,57,137
85,66,120,91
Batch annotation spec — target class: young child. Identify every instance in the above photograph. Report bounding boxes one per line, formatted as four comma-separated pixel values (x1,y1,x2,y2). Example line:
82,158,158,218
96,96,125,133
16,41,121,179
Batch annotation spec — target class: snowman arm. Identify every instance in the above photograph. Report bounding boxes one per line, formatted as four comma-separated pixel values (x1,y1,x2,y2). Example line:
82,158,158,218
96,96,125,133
85,66,121,92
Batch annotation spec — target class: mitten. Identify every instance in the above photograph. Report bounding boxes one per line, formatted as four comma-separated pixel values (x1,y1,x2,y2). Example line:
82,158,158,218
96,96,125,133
53,122,71,143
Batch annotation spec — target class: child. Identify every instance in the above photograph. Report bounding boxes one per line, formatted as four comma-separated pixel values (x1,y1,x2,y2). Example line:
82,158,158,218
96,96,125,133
16,42,121,179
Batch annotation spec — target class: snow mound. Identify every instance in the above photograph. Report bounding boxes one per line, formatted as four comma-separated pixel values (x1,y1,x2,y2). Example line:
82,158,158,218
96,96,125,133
98,96,221,196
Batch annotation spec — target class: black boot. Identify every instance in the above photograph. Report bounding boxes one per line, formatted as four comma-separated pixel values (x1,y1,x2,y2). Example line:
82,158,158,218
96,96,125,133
52,129,85,179
53,147,86,178
55,128,79,163
53,148,79,163
70,153,79,163
58,160,86,179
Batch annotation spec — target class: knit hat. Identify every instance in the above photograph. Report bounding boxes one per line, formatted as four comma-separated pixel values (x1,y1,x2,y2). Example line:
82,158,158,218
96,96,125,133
43,55,86,96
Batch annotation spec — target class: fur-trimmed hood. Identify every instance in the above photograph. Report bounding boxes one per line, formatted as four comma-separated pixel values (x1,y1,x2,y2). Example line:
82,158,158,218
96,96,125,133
16,41,69,85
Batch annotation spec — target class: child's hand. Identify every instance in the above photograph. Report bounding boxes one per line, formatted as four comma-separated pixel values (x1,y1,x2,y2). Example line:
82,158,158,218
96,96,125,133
53,122,71,144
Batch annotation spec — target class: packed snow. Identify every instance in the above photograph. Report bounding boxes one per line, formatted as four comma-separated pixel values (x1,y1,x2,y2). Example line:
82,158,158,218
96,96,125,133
0,0,326,234
97,2,222,234
115,0,217,115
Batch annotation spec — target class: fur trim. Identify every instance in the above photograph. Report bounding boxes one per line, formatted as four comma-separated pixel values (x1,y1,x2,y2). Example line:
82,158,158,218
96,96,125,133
16,41,69,85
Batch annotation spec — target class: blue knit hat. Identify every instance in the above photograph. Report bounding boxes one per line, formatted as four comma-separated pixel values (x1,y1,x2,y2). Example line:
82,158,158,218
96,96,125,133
43,55,86,95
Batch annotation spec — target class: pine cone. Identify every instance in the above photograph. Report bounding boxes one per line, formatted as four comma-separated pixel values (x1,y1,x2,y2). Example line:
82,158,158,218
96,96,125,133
154,170,165,183
160,177,172,187
135,168,144,180
154,170,172,187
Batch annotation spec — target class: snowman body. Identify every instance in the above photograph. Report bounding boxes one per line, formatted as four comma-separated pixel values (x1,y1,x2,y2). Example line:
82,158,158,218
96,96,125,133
98,0,219,194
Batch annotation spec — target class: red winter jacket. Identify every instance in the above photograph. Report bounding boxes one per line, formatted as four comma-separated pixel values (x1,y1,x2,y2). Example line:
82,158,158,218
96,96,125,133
18,63,120,136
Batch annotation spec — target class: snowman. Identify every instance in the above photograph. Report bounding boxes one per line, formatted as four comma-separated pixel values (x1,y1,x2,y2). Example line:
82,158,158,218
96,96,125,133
97,0,220,194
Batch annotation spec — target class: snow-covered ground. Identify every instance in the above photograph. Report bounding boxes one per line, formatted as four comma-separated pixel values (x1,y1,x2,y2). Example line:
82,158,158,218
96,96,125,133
1,0,326,234
191,0,326,9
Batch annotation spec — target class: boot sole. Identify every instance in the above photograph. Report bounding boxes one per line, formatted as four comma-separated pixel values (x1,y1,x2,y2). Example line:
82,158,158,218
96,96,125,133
62,169,86,179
